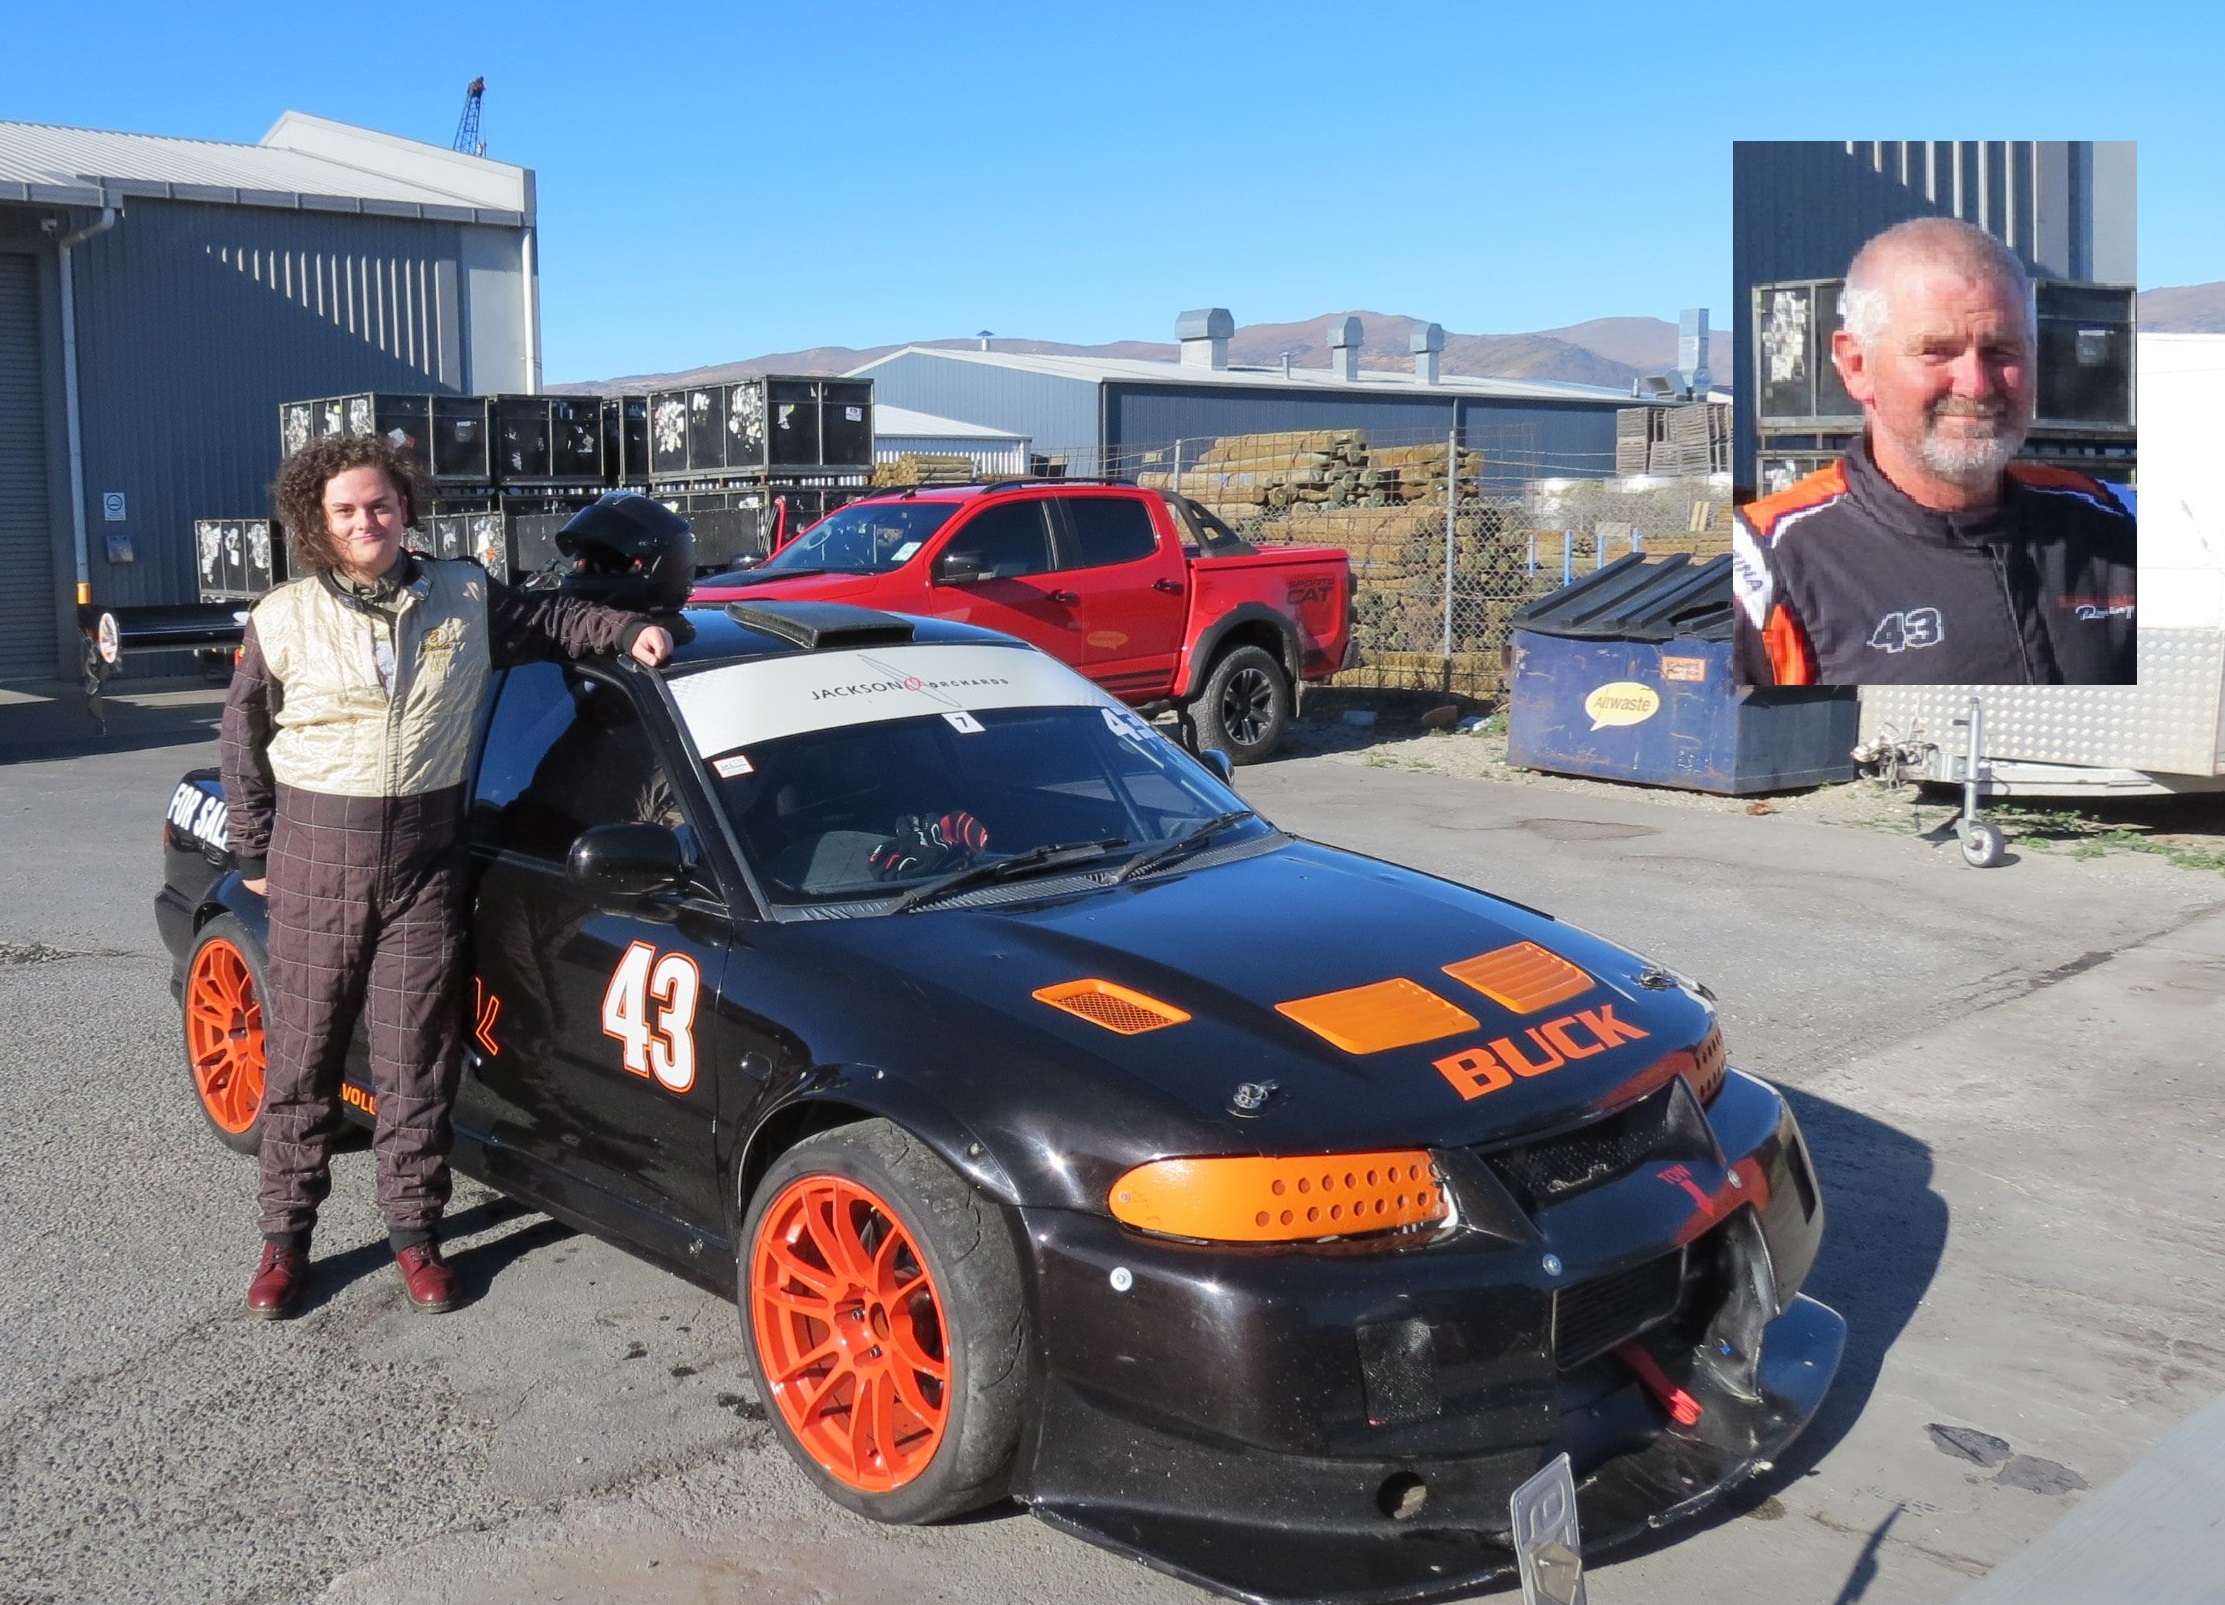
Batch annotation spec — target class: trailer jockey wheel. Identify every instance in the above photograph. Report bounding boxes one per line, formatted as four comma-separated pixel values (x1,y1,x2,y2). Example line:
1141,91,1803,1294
1959,820,2007,869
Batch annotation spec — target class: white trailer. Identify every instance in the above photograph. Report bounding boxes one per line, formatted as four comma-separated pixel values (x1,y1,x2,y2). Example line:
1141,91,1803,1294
1858,333,2225,825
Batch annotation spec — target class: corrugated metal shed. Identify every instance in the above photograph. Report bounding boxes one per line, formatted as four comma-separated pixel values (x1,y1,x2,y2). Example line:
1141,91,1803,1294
858,344,1628,402
873,405,1029,476
852,342,1633,485
0,111,539,677
0,112,530,223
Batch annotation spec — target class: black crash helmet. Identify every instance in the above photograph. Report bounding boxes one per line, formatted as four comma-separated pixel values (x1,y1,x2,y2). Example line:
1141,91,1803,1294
556,492,695,611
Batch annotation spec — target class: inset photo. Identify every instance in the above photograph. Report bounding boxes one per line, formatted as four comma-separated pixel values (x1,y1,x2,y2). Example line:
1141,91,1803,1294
1731,141,2136,686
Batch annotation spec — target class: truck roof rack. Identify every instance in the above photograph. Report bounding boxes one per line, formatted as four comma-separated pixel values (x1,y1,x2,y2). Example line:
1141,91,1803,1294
724,599,917,650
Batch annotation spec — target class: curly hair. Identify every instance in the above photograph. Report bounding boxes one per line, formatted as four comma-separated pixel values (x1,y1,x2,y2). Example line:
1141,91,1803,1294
269,433,429,574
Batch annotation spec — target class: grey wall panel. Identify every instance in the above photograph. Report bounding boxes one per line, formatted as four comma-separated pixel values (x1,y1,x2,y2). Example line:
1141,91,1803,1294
1108,386,1620,491
459,225,528,393
1731,141,2129,492
855,353,1102,473
2091,142,2138,284
64,199,494,614
0,250,56,678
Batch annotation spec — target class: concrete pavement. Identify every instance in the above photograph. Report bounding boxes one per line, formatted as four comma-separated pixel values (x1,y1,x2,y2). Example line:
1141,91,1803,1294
3,695,2221,1603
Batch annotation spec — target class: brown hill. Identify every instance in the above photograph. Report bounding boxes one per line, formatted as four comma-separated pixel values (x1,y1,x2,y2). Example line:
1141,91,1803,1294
552,312,1732,395
2139,282,2225,332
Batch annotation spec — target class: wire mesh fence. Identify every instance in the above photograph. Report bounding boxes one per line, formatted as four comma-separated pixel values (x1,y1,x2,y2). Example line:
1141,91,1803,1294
1083,420,1734,701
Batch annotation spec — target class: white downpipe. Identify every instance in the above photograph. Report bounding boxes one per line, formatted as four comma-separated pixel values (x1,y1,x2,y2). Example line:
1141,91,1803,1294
57,207,119,598
519,226,540,393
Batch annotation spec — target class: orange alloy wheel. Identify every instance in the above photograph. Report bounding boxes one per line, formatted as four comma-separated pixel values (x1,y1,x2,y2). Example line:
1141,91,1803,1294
186,938,266,1135
750,1175,951,1492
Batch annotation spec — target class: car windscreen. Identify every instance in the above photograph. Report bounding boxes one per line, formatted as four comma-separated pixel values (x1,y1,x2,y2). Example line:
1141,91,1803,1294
757,500,959,575
709,706,1263,907
665,645,1263,909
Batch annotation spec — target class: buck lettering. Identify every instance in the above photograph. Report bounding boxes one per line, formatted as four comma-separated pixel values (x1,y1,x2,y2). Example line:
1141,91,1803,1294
1432,1006,1650,1101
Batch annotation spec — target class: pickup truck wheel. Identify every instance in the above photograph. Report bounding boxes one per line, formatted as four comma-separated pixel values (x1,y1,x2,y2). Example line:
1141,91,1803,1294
183,915,269,1155
1194,644,1290,764
741,1119,1027,1524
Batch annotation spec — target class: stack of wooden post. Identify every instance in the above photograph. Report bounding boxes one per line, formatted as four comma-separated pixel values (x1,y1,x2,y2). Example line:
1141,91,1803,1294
1136,430,1481,510
871,453,979,488
1363,441,1483,504
1264,500,1529,700
1136,430,1366,508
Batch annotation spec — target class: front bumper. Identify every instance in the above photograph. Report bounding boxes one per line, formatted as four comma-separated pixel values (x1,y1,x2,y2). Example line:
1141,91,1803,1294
1011,1071,1843,1604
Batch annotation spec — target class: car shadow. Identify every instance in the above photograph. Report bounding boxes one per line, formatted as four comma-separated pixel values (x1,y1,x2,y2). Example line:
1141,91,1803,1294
445,1215,578,1302
1597,1085,1948,1560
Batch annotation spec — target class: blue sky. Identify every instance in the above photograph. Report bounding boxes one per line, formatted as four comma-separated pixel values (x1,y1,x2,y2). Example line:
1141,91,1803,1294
7,1,2217,381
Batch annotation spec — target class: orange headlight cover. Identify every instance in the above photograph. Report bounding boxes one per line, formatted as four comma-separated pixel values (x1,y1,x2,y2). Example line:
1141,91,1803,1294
1108,1150,1448,1243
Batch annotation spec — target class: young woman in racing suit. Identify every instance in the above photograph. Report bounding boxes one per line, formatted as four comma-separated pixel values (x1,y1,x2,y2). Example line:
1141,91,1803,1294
220,436,673,1318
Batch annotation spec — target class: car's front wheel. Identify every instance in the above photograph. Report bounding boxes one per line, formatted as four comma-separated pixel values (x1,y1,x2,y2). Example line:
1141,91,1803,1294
182,914,269,1155
740,1119,1028,1523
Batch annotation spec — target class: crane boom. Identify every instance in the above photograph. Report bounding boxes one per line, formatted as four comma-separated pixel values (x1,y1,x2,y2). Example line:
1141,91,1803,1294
451,78,484,157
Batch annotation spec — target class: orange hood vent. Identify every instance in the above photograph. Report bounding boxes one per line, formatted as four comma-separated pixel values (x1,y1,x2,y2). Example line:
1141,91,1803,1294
1034,979,1192,1035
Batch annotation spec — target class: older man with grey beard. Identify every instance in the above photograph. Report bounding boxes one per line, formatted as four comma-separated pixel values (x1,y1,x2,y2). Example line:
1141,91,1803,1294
1732,216,2135,686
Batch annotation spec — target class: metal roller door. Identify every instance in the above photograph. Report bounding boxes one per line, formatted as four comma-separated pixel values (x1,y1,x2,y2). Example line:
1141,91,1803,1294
0,254,57,679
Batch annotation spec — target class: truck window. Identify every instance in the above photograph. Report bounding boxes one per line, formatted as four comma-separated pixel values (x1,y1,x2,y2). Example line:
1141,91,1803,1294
474,664,688,863
1058,496,1159,570
943,501,1053,579
1167,496,1254,556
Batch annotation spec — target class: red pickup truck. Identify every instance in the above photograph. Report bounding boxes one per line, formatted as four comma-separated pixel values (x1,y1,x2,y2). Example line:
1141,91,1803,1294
691,482,1354,761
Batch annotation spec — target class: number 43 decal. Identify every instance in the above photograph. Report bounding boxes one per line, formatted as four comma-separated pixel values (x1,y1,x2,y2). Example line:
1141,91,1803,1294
1868,606,1944,654
601,942,701,1093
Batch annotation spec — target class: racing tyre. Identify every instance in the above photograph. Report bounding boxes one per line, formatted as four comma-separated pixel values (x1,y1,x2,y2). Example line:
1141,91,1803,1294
1960,820,2008,869
182,914,270,1154
742,1119,1028,1523
1192,644,1290,765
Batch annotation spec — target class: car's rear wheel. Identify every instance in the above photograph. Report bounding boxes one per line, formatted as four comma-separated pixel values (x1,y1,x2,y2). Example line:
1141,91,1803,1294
741,1119,1027,1523
183,915,269,1155
1192,643,1290,764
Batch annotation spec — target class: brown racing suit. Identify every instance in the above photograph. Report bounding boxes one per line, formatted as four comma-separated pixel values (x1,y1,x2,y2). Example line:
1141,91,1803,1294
219,554,650,1249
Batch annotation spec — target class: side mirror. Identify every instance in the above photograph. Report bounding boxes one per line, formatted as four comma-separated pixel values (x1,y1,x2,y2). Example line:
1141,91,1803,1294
568,822,685,898
933,551,990,586
1198,748,1235,785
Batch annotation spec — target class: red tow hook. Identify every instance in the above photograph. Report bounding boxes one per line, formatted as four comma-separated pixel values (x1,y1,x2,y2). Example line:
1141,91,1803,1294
1615,1341,1703,1427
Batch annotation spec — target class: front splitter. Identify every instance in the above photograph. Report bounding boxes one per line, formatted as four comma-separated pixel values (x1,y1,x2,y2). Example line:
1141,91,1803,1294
1025,1294,1847,1605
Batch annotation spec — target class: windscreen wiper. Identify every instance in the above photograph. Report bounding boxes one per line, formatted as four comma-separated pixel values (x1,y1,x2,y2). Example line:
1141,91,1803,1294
893,838,1130,912
1113,809,1258,884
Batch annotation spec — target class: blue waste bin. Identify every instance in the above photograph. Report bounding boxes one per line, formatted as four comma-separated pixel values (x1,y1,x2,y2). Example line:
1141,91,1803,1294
1505,554,1857,795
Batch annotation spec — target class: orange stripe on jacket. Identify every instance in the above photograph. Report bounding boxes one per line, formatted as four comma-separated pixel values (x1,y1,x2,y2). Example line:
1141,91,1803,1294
1762,604,1818,686
2009,462,2126,509
1742,461,1849,545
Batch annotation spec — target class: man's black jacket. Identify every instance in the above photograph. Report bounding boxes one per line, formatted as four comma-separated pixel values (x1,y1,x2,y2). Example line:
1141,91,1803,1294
1731,437,2136,686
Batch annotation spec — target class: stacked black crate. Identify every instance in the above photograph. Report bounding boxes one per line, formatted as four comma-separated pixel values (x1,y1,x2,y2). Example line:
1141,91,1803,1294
194,519,283,603
639,375,876,569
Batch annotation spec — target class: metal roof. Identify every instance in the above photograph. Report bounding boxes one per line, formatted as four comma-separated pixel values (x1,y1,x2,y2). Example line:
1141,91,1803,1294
874,404,1029,442
0,111,531,225
849,344,1633,405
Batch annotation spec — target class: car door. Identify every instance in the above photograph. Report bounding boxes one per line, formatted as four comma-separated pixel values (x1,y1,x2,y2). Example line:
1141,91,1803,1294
462,661,735,1252
1051,492,1186,699
921,497,1084,659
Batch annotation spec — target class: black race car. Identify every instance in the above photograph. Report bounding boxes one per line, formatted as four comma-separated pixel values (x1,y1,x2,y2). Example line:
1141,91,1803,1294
159,599,1843,1604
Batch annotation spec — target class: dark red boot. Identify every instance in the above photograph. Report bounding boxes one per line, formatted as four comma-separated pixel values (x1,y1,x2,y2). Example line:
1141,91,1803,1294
246,1242,309,1319
394,1242,458,1313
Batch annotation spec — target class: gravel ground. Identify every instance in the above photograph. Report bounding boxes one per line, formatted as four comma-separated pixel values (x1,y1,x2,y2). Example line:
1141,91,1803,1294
1284,688,2225,875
